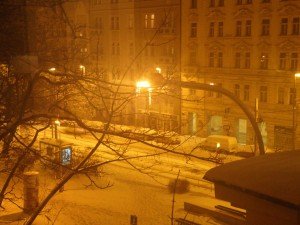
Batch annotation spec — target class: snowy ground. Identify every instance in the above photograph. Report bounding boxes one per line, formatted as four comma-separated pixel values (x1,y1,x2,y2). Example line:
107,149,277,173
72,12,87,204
0,126,244,225
0,161,229,225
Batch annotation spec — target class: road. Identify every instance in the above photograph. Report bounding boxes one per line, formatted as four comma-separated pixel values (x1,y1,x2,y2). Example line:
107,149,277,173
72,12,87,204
39,126,223,189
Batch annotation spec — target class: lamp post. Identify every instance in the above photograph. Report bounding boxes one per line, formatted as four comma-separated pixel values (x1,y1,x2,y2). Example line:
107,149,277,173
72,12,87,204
54,119,60,139
136,80,152,127
293,73,300,150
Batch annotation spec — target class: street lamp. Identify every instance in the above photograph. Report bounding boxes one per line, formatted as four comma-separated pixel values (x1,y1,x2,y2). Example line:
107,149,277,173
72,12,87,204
54,119,60,139
79,65,85,75
293,73,300,150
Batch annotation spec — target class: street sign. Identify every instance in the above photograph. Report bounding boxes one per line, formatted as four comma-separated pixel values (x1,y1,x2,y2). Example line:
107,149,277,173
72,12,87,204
130,215,137,225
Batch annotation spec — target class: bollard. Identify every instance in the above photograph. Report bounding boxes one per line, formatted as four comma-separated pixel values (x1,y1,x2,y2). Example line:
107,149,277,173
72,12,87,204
23,171,39,213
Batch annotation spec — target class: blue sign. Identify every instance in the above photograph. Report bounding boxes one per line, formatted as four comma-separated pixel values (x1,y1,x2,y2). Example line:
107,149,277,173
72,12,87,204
61,147,72,165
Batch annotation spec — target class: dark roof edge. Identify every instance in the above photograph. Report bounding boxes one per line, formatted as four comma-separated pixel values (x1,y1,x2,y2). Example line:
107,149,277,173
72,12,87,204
205,177,300,210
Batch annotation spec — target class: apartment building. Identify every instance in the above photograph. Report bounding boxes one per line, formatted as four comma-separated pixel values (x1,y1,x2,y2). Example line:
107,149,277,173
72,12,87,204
87,0,181,130
181,0,300,150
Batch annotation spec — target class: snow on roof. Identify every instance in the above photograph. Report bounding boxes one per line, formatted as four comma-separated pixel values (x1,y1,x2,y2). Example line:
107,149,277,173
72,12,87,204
204,151,300,209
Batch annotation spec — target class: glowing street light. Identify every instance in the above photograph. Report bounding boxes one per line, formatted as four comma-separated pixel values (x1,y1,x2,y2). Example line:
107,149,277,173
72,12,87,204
155,67,161,74
79,65,85,75
49,67,56,72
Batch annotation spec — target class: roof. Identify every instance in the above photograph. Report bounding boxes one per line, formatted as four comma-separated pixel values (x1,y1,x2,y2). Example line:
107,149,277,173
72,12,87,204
203,151,300,209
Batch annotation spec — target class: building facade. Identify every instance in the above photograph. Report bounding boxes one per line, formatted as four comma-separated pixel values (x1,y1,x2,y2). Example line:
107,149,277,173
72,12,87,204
86,0,181,131
181,0,300,151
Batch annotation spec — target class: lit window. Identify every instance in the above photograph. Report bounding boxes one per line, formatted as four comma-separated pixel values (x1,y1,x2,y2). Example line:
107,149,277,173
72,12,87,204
150,14,155,28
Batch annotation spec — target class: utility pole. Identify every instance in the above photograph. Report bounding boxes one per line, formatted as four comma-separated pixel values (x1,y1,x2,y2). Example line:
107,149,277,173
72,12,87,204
254,98,259,155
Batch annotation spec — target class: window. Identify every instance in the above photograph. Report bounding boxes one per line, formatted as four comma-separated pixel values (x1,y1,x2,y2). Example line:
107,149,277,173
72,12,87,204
260,53,269,69
129,43,134,56
218,0,224,6
261,19,270,36
210,0,215,7
237,0,242,5
280,18,288,35
279,53,287,70
236,21,242,36
262,0,270,3
209,52,215,67
217,83,222,98
150,14,155,28
292,17,300,35
235,52,241,68
290,88,296,105
145,14,155,28
245,52,251,68
235,84,240,98
245,20,252,36
217,52,223,67
128,14,134,29
246,0,252,4
260,86,268,103
209,22,214,37
111,16,119,30
112,42,120,55
291,53,298,70
218,22,223,37
93,0,101,4
191,0,197,8
189,50,197,65
278,87,285,104
95,17,102,30
191,22,197,37
244,85,250,101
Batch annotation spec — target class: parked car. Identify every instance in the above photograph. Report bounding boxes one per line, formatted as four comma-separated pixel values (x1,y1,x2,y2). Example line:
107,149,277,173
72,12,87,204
200,135,238,153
